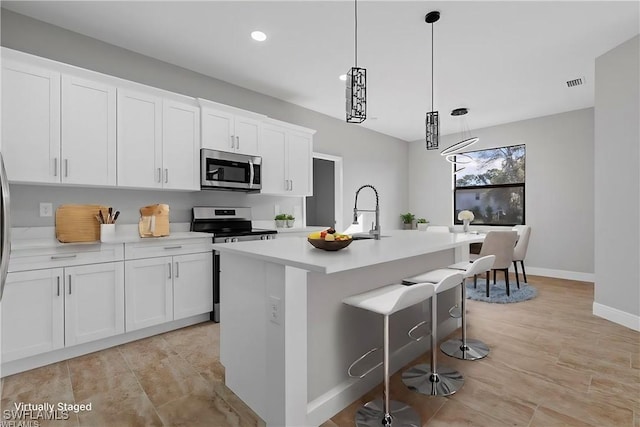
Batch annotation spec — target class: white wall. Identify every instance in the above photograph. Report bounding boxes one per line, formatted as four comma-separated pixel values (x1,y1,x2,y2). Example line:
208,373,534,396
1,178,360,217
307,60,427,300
594,35,640,329
1,10,408,232
408,108,595,279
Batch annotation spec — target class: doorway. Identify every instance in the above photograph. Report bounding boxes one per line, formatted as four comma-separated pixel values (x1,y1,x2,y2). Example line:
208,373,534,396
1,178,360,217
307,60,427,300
305,153,343,231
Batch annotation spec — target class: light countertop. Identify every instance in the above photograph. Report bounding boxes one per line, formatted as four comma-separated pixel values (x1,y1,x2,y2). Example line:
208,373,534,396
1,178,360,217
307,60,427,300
213,230,484,274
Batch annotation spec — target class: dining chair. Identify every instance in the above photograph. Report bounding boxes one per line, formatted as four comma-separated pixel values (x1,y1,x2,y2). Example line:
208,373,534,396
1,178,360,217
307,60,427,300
512,225,531,286
475,231,518,296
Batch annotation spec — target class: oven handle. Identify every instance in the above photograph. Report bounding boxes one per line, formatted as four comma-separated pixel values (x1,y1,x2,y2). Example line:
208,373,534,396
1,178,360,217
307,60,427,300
248,160,254,190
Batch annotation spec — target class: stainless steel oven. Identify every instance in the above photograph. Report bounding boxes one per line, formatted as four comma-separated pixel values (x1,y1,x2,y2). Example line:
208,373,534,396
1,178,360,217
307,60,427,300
191,207,276,322
200,149,261,192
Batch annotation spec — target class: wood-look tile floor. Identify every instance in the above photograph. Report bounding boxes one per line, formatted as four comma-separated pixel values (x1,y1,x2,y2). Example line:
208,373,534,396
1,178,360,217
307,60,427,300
1,275,638,426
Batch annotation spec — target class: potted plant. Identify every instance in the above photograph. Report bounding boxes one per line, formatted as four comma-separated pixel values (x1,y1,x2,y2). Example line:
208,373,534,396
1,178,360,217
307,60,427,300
285,214,295,228
400,212,415,230
416,218,429,231
275,214,287,228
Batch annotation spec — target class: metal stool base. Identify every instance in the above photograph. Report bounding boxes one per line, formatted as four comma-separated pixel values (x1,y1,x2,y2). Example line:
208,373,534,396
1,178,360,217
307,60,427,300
440,338,490,361
355,399,421,427
401,364,464,396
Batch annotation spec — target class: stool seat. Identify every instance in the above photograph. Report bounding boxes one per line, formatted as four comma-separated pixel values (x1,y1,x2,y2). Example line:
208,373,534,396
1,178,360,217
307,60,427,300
447,261,473,271
343,282,436,316
402,268,456,285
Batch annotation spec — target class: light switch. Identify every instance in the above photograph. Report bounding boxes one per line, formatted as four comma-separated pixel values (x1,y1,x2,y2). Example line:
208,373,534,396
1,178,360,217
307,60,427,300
39,202,53,217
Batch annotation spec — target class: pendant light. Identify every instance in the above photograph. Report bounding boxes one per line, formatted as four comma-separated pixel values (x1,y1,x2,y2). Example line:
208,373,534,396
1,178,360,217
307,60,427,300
425,11,440,150
346,0,366,123
441,107,479,173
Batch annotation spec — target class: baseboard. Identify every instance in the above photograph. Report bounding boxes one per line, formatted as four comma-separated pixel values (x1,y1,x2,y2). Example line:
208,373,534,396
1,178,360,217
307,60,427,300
593,302,640,331
523,266,594,282
305,317,457,426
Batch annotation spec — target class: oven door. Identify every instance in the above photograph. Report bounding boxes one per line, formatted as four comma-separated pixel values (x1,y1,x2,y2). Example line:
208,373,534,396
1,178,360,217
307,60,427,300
201,149,261,191
212,250,220,323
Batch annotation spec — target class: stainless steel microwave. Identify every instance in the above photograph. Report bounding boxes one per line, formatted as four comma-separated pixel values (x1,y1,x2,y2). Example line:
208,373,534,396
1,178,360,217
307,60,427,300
200,149,262,192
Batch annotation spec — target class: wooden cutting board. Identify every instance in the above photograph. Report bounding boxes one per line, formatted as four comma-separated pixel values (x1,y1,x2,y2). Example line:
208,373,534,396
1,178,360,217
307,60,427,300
56,204,109,243
138,204,170,237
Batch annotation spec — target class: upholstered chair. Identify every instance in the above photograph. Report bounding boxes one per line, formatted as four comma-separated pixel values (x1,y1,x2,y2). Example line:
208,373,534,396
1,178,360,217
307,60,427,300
512,225,531,286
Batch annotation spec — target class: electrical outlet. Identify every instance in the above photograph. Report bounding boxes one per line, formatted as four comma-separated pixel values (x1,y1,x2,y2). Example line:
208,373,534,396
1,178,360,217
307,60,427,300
269,296,281,325
39,202,53,217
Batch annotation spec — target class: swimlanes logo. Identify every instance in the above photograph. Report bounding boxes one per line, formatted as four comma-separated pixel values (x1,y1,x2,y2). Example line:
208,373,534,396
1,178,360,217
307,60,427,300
1,402,92,426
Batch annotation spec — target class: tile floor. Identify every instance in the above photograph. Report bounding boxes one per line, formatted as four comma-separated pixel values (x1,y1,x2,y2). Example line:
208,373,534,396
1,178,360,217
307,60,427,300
1,275,638,426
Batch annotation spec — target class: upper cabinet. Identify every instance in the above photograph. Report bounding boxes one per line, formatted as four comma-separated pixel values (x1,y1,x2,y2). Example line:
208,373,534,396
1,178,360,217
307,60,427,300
162,100,200,190
200,99,264,156
1,59,61,183
260,119,315,196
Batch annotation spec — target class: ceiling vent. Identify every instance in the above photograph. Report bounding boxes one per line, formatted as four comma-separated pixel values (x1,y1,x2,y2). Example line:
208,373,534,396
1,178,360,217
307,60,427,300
566,77,585,88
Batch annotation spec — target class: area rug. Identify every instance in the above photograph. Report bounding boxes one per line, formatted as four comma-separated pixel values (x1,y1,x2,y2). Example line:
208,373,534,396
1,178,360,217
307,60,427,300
465,279,537,303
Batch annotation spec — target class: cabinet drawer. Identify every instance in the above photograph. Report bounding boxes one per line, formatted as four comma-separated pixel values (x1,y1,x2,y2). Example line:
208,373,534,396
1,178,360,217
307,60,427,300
124,238,211,260
9,243,124,272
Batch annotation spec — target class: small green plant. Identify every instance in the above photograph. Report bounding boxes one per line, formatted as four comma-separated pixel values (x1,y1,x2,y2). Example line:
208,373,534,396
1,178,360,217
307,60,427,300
400,213,415,224
416,218,429,224
275,214,288,220
286,214,295,220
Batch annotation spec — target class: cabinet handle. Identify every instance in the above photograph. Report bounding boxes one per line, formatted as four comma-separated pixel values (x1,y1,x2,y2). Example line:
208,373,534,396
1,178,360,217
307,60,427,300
57,276,60,296
164,168,169,184
64,159,69,177
168,262,172,279
68,275,72,295
157,167,162,183
290,179,293,191
175,262,179,278
51,254,77,260
236,136,240,150
54,158,58,177
164,245,182,250
230,135,235,149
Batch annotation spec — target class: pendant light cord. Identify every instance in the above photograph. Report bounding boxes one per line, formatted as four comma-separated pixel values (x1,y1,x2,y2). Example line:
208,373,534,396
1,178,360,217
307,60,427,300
431,21,434,113
354,0,358,68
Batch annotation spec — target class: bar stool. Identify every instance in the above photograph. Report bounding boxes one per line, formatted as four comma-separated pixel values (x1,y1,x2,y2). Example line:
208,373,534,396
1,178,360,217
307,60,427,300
401,272,466,396
342,280,442,427
403,256,495,361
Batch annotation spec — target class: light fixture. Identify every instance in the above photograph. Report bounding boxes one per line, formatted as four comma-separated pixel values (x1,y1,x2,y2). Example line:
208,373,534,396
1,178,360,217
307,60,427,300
251,31,267,42
345,0,366,123
441,107,479,172
425,11,440,150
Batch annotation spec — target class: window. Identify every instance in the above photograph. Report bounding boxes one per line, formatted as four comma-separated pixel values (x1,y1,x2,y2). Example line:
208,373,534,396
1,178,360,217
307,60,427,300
454,144,525,226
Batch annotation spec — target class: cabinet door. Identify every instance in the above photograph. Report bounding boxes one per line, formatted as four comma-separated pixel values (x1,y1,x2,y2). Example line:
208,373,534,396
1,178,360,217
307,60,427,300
65,262,125,346
201,107,234,152
287,131,313,196
62,75,116,186
234,116,261,155
125,257,173,331
173,252,213,320
1,269,64,362
162,100,200,190
1,60,60,183
117,88,162,188
260,125,288,194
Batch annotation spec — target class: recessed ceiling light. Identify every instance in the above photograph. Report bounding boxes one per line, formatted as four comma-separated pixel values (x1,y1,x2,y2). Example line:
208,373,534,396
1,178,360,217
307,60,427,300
251,31,267,42
339,74,347,81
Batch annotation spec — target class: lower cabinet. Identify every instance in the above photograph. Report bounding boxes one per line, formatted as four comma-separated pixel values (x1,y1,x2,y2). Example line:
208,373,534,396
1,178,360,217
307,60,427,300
125,252,212,332
1,262,124,362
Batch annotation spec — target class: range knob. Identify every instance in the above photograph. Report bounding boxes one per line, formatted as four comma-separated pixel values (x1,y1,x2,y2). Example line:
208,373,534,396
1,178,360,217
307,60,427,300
260,235,268,241
225,238,232,243
232,238,239,243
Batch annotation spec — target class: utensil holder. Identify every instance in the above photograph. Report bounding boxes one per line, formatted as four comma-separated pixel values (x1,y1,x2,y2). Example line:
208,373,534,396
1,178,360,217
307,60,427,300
100,224,116,242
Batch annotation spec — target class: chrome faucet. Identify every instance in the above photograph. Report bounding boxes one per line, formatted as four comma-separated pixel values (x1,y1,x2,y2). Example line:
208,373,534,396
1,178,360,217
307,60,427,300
353,184,381,240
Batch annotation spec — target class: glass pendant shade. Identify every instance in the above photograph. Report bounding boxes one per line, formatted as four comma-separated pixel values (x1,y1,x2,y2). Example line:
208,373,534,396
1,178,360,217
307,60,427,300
346,67,367,123
425,111,439,150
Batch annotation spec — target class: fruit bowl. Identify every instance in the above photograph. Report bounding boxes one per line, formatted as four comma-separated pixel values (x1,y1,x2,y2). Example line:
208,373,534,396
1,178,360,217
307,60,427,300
307,238,353,251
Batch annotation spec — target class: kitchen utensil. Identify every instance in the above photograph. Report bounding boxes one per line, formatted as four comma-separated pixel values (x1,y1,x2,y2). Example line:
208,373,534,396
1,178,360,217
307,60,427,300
56,204,109,243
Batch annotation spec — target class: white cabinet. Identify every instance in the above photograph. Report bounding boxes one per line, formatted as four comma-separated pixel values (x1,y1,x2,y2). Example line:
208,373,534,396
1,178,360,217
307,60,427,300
173,252,213,320
162,100,200,190
117,88,199,190
1,262,124,362
64,262,125,346
124,239,212,332
61,75,117,186
260,121,314,196
1,59,61,183
200,101,262,155
1,269,64,362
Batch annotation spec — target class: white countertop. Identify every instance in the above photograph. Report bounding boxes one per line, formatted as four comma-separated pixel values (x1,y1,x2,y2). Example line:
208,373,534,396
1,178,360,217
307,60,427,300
213,230,484,274
10,224,211,251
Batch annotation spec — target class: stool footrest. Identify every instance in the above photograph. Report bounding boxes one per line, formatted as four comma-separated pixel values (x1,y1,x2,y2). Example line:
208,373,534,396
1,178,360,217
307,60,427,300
407,320,430,342
348,347,383,379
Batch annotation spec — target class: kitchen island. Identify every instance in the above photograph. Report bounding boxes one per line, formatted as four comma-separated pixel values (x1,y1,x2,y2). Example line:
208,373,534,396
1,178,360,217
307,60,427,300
213,230,483,427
